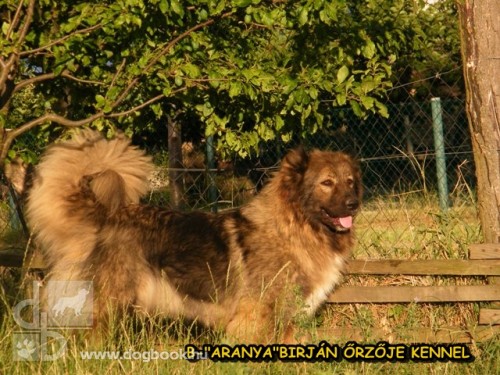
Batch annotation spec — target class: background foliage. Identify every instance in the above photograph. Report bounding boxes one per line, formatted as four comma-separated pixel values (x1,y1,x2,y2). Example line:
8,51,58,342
1,0,460,161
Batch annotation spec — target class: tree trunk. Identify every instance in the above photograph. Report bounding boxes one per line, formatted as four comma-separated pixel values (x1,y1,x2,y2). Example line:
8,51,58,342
167,112,186,209
457,0,500,243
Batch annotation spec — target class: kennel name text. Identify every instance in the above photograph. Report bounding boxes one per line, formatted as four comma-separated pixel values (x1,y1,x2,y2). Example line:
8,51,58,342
191,342,474,363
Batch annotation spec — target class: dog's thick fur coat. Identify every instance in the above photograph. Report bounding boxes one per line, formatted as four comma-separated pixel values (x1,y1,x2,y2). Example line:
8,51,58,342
26,130,362,342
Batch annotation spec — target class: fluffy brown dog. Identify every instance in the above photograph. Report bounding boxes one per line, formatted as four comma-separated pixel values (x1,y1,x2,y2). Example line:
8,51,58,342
26,130,362,343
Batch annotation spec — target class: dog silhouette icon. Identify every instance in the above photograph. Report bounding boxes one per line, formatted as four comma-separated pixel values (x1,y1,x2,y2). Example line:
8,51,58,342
52,288,89,317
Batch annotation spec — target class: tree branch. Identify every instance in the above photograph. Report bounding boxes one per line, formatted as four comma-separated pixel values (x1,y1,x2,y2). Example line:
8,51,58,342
1,87,184,161
8,112,103,138
107,87,187,118
60,71,104,86
106,94,166,118
112,11,233,108
1,0,35,111
15,0,36,49
109,58,127,91
13,71,104,93
0,55,17,97
19,23,104,57
2,12,234,162
1,112,102,162
5,0,25,41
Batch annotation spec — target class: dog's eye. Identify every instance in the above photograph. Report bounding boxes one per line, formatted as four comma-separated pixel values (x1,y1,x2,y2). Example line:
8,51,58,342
321,180,334,187
347,177,354,186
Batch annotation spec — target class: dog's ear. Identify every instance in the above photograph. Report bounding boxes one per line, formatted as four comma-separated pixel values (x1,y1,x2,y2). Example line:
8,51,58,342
281,146,309,175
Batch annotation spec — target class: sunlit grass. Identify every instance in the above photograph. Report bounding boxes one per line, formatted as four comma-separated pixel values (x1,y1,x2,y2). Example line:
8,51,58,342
356,191,481,259
0,189,497,374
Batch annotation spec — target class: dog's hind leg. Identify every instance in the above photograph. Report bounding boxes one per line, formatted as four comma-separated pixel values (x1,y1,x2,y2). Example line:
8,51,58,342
225,298,276,344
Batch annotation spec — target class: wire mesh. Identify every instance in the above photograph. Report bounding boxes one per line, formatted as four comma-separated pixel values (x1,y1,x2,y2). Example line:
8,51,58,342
144,70,479,259
0,70,480,259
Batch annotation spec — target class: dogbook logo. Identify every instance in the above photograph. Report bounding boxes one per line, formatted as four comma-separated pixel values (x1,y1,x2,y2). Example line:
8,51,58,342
12,280,93,361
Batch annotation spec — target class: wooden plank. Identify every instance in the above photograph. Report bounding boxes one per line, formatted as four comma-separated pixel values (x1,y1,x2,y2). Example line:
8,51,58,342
479,308,500,325
347,259,500,276
318,325,500,344
0,248,27,268
474,324,500,342
328,285,500,303
0,247,43,268
470,245,500,310
488,277,500,309
469,243,500,259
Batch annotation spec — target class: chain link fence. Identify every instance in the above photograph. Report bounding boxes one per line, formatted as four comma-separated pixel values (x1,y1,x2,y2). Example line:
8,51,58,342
0,69,480,260
146,70,480,259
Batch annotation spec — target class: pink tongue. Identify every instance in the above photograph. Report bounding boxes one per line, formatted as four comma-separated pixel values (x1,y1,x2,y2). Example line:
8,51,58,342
338,216,353,228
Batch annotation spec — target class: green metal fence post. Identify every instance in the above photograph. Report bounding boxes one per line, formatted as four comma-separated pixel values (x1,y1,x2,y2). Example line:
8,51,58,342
206,135,218,213
430,97,450,211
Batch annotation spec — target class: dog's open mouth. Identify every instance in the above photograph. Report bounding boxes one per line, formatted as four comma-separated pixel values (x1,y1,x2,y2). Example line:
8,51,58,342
321,209,353,232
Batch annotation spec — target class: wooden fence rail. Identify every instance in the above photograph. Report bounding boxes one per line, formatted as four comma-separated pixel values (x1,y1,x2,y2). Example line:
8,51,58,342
345,259,500,276
321,243,500,343
1,243,499,343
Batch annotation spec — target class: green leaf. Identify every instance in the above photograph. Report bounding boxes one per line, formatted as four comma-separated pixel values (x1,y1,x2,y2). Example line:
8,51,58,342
275,115,285,131
151,103,163,118
229,82,242,98
233,0,252,7
360,95,374,109
95,94,106,108
362,40,376,59
257,123,274,141
162,85,172,97
350,100,363,117
53,64,66,76
2,22,11,36
308,86,319,100
337,65,349,84
314,111,324,125
171,0,184,17
196,102,214,118
325,2,338,21
212,0,226,15
298,8,308,26
205,119,216,137
81,55,91,67
294,87,309,105
159,0,168,13
336,93,347,106
182,63,201,78
198,8,208,21
107,86,121,101
301,104,312,124
360,78,377,94
282,78,298,95
376,101,389,118
281,132,292,142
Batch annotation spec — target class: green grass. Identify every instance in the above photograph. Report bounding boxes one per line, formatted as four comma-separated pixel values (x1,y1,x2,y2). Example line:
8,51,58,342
0,191,498,374
355,191,481,259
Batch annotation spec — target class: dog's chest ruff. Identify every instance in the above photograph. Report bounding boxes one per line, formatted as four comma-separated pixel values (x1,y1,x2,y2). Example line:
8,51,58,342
304,255,345,315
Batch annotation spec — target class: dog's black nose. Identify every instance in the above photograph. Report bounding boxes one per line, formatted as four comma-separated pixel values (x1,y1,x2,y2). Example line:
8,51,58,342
345,198,359,210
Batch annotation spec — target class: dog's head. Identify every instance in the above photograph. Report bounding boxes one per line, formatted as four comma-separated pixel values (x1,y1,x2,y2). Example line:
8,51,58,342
280,147,362,233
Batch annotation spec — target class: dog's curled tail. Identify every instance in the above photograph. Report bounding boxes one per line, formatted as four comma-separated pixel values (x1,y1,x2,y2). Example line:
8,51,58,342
26,129,153,276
